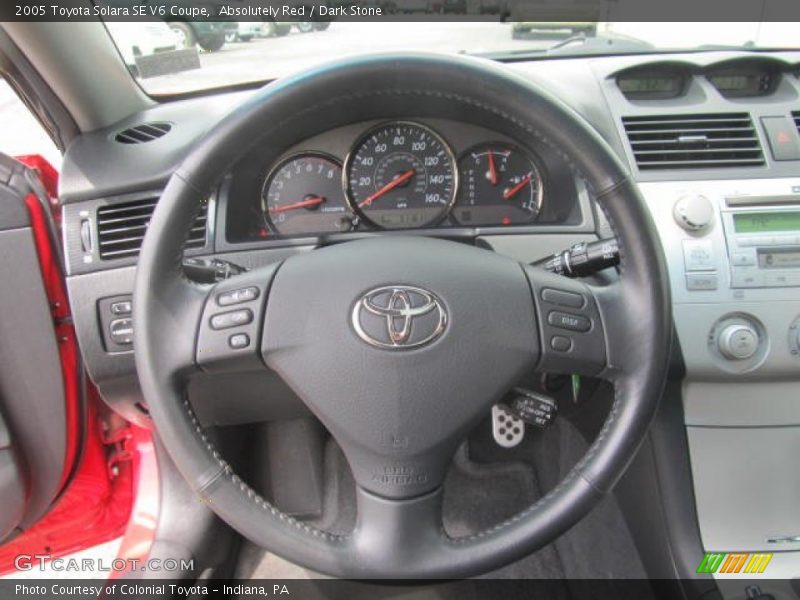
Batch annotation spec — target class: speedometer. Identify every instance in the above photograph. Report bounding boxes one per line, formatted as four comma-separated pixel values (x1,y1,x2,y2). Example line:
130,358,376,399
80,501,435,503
344,122,457,230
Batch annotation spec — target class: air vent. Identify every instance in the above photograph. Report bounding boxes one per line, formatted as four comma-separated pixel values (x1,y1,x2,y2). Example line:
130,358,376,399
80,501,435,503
96,197,207,260
793,111,800,135
114,122,172,144
622,113,765,170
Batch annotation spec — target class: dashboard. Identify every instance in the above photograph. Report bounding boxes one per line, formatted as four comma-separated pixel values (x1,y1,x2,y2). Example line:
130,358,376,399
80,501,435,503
223,118,582,243
51,47,800,596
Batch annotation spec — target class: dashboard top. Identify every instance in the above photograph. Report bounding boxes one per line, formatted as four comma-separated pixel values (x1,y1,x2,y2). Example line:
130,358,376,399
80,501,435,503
59,49,800,205
57,48,800,279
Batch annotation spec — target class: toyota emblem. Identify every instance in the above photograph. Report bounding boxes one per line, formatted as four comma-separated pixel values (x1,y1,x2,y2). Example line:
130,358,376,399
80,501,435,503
352,286,447,349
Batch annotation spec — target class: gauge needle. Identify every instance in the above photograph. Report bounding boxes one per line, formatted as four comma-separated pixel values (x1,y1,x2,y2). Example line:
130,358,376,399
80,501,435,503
269,196,325,213
487,149,499,185
503,175,532,200
359,170,415,208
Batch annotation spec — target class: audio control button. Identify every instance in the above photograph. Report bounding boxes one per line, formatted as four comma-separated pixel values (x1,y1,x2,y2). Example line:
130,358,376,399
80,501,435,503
686,273,718,291
547,311,591,333
731,271,765,288
683,240,715,272
674,195,714,232
210,309,253,330
731,251,756,267
766,272,800,287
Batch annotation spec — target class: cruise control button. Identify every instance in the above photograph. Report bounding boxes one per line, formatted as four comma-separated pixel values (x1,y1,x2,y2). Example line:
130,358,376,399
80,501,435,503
229,333,251,349
550,335,573,352
110,300,132,315
541,288,585,308
217,286,260,307
210,309,253,330
547,311,591,333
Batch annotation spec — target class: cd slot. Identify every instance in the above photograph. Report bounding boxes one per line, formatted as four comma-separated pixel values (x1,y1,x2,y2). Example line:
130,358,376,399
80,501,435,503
726,194,800,207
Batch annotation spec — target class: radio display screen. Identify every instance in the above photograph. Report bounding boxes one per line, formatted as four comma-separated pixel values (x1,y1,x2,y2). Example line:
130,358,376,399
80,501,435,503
733,211,800,233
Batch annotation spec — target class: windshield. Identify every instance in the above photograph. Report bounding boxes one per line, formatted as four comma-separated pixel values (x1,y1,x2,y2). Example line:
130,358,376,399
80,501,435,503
105,21,800,96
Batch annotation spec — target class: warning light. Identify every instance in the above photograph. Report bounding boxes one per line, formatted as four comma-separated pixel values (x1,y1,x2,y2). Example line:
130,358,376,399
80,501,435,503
502,216,511,226
777,130,791,144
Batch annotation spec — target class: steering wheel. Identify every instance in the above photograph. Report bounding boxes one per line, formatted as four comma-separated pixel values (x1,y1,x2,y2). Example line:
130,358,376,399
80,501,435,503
133,53,670,578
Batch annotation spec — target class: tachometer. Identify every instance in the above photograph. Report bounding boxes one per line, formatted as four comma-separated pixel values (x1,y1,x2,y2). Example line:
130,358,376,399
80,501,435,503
263,153,354,236
453,143,543,226
344,122,457,230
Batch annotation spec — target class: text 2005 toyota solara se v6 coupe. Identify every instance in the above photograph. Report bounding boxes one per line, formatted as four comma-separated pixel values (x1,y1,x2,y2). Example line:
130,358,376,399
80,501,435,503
0,11,799,600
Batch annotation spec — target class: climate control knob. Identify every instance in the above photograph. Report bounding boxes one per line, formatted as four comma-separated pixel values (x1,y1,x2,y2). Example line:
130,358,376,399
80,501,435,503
717,323,760,361
674,194,714,232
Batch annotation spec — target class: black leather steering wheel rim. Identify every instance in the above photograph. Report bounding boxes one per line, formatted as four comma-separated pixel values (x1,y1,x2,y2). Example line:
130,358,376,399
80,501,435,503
133,53,671,578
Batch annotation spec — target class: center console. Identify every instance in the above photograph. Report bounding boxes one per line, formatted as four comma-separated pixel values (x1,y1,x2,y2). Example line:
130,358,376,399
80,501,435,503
641,177,800,594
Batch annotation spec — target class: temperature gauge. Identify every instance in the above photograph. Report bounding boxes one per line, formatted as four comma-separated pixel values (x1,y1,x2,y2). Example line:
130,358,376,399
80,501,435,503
453,143,543,226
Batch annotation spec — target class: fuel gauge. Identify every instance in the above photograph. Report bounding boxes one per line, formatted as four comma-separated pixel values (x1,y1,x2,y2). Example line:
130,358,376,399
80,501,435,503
453,143,543,226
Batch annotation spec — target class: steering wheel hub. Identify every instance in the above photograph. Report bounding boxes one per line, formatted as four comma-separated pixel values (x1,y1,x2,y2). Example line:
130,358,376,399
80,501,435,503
262,237,538,499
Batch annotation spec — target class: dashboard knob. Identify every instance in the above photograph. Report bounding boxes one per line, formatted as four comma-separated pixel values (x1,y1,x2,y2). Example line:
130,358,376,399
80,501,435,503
717,324,760,361
674,194,714,231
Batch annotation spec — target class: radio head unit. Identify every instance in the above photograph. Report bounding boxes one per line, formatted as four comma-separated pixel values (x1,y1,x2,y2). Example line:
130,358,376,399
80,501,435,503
723,207,800,288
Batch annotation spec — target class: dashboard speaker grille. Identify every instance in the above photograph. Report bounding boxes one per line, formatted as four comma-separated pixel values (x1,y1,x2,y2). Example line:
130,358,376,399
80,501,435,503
622,113,765,170
96,197,207,260
114,122,172,144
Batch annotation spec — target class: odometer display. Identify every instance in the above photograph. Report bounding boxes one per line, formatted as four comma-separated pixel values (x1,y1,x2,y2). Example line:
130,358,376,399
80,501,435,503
345,122,456,230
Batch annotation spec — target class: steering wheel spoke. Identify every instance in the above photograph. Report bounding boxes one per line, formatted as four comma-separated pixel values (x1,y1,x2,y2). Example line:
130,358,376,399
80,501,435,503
195,264,281,373
351,486,446,575
523,265,609,378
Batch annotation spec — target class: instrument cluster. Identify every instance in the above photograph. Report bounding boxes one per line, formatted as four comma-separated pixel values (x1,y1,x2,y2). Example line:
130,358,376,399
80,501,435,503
225,118,577,243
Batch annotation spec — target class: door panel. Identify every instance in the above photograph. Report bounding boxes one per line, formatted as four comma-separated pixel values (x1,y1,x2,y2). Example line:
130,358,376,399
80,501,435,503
0,154,70,539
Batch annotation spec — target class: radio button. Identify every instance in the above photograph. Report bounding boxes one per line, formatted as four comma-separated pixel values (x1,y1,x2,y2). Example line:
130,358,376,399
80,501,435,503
686,273,718,291
765,272,800,287
731,251,756,267
683,240,715,272
731,271,765,288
